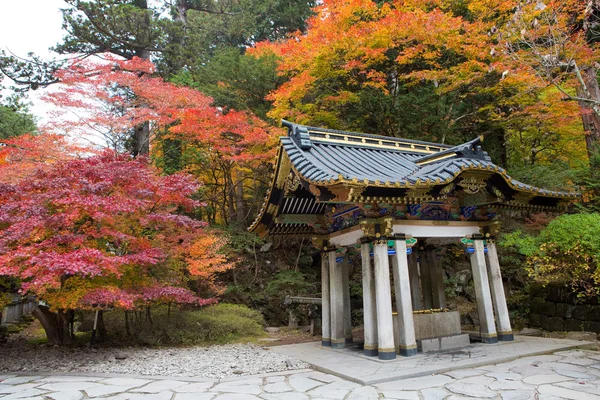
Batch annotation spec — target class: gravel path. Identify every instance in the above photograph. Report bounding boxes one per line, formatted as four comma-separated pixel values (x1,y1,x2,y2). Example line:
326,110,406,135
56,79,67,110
0,343,309,379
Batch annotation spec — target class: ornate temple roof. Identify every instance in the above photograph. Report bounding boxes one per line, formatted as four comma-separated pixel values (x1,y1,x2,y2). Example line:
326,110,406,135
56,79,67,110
249,121,579,237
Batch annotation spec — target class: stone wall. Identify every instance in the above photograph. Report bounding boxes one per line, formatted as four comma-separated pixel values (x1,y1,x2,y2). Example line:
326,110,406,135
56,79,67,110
528,286,600,333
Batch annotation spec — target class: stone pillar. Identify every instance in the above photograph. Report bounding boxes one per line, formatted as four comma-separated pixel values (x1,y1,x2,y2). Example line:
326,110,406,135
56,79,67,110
373,239,396,360
470,239,498,344
486,241,514,341
429,250,447,310
361,238,378,356
407,252,422,311
419,250,433,310
329,250,345,349
391,236,418,356
321,251,331,347
341,252,353,344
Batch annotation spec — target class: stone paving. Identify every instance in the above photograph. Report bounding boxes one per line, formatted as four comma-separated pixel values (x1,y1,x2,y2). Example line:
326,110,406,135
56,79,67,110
272,335,594,384
1,349,600,399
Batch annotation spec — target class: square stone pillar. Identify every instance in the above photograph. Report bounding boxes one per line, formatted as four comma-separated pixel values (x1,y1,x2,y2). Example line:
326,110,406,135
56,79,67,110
321,251,331,347
470,239,498,344
407,252,422,311
372,239,396,360
341,252,353,344
418,250,433,310
391,236,418,356
486,241,514,341
361,238,378,356
428,250,447,310
329,250,345,349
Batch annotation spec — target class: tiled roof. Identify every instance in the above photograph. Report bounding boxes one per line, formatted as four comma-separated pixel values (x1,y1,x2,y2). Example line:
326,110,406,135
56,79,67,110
248,121,578,236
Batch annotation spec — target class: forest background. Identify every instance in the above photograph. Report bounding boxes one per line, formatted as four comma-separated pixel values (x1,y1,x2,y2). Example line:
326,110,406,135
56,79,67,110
0,0,599,345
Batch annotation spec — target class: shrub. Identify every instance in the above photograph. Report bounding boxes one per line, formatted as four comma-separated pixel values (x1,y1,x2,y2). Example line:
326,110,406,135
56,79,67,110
511,213,600,300
83,303,265,346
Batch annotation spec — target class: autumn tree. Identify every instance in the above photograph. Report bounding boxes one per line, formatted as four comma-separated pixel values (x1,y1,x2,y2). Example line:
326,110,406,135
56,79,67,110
0,152,231,344
501,0,600,157
44,56,277,226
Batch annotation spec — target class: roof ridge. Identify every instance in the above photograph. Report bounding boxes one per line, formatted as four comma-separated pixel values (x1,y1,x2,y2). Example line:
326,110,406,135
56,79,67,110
282,119,454,149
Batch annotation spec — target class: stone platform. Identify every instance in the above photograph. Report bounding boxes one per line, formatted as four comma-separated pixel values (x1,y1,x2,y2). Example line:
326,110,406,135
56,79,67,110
271,335,595,385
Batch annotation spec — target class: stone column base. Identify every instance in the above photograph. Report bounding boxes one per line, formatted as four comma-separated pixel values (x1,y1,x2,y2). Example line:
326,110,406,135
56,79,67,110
322,338,331,347
378,349,397,360
481,333,498,344
498,331,514,341
399,344,418,357
363,345,378,357
331,339,346,349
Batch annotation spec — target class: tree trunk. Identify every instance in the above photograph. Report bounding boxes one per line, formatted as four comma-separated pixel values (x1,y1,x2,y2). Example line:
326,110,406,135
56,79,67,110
576,66,600,157
235,169,245,226
32,305,72,345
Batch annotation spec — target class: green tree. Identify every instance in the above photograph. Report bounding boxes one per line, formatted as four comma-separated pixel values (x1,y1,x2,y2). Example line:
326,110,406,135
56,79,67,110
0,96,37,139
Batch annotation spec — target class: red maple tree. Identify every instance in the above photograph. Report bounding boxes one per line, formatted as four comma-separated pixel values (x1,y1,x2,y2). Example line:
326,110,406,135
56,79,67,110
0,151,226,344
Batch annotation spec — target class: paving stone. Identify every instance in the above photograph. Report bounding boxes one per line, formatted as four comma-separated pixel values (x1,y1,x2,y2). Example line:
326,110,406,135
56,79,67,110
346,386,379,400
375,374,452,391
213,394,261,400
556,379,600,396
510,365,554,377
265,376,286,383
99,378,152,387
445,379,497,398
174,393,217,400
2,389,50,399
288,376,323,392
211,380,262,395
485,371,523,381
444,369,485,379
378,390,419,399
129,380,187,393
260,393,309,400
488,380,531,391
37,382,101,392
172,382,215,392
0,383,41,393
86,385,139,397
305,373,340,383
419,388,449,400
537,396,567,400
46,391,84,400
538,384,600,400
263,381,291,393
0,376,42,385
500,390,536,400
307,380,361,399
522,374,573,385
561,356,597,366
38,376,103,382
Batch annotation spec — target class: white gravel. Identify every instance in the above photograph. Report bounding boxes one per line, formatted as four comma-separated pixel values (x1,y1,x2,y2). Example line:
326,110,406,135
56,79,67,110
0,343,309,379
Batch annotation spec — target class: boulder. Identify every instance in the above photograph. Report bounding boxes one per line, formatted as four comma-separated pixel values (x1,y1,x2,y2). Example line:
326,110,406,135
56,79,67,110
554,303,574,319
566,331,598,342
572,305,591,321
547,317,565,332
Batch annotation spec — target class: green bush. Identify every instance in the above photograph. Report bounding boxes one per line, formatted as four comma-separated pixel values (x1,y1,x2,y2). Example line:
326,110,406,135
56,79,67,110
503,213,600,299
85,303,266,346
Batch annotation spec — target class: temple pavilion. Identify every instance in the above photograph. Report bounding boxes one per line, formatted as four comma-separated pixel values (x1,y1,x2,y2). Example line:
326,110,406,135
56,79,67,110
250,120,577,360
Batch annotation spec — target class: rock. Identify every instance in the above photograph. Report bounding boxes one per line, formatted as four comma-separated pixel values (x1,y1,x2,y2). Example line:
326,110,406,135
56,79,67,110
572,305,591,321
529,314,542,328
520,328,542,336
565,319,584,332
285,358,298,368
583,321,600,333
233,369,244,374
565,331,597,342
548,317,565,332
259,242,273,252
115,354,127,360
555,303,575,319
589,305,600,322
265,327,280,334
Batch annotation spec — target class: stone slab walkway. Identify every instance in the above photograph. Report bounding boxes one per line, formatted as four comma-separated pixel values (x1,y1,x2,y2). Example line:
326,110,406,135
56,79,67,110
1,349,600,399
271,335,595,384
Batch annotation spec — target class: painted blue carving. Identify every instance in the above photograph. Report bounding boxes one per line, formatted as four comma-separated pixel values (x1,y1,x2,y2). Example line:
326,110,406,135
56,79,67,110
408,204,422,217
460,205,477,220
